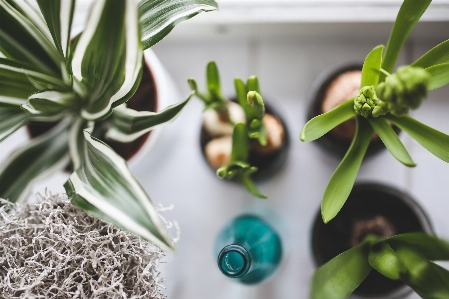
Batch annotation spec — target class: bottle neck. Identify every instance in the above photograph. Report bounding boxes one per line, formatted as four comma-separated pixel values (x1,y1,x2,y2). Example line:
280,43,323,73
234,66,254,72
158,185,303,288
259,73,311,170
217,244,251,278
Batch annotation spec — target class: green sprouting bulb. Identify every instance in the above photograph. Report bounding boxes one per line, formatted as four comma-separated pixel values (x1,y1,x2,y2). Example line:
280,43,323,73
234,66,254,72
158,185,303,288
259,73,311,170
215,214,283,284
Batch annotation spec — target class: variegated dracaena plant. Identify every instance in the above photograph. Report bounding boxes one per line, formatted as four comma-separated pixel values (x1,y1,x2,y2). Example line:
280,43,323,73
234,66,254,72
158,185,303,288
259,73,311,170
300,0,449,225
0,0,217,252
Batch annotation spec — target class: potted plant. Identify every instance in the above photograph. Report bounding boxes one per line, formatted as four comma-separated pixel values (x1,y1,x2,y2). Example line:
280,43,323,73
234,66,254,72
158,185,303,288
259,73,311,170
0,0,217,251
310,182,449,299
188,61,290,198
300,0,449,224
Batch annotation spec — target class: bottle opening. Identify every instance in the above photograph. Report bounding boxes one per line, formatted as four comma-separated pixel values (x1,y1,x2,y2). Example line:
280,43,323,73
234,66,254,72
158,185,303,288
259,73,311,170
217,244,251,278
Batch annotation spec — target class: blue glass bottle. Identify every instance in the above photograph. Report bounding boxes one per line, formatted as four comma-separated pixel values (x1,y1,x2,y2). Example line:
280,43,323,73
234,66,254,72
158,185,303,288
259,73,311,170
215,214,283,284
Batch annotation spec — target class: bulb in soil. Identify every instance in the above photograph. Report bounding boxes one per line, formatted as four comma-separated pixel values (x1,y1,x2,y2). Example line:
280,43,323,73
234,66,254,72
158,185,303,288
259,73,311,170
205,136,232,170
251,114,285,154
203,101,246,137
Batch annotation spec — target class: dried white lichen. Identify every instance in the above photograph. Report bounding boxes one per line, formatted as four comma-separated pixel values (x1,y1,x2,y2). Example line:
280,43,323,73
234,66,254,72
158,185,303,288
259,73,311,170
0,193,171,299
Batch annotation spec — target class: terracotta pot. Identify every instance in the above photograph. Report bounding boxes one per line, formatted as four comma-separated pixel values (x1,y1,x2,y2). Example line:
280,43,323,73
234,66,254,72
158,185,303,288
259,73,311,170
311,182,433,299
306,64,400,159
200,98,290,181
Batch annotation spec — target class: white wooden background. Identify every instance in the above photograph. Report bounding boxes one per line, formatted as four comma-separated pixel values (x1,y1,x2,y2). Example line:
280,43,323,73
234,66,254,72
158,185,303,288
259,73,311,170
1,1,449,298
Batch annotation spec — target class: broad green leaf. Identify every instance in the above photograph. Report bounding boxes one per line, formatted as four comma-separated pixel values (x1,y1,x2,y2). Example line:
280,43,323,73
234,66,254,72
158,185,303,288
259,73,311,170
0,118,69,204
412,39,449,69
0,107,30,141
240,174,267,199
322,117,373,223
235,78,259,121
0,0,60,74
381,0,432,81
71,0,143,121
385,114,449,163
206,61,222,99
368,241,407,280
64,130,174,252
425,63,449,90
106,93,192,143
22,90,79,115
300,99,356,142
361,45,384,87
138,0,217,50
311,243,372,299
230,122,249,163
368,117,415,167
388,233,449,261
37,0,75,82
391,241,449,299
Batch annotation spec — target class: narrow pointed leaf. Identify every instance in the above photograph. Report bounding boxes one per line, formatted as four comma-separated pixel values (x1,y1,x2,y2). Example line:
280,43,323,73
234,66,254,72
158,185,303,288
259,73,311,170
235,78,259,121
206,61,222,98
240,174,267,199
361,45,384,87
368,241,407,280
0,118,69,204
385,114,449,163
138,0,218,50
22,90,78,115
230,122,249,163
68,117,91,171
390,241,449,298
368,117,415,167
64,131,174,252
0,0,60,73
106,93,192,143
388,233,449,261
311,243,372,299
247,76,260,94
322,117,373,223
412,39,449,68
0,107,30,141
425,63,449,90
71,0,142,121
381,0,431,81
300,99,356,142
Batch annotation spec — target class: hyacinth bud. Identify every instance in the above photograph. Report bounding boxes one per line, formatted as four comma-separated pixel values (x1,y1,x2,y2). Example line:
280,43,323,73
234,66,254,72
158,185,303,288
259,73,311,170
376,66,430,116
354,86,386,118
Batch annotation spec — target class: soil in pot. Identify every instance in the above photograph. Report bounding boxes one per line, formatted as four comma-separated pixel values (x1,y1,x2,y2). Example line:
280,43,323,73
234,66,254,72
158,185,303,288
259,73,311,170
200,99,290,181
311,183,432,299
307,64,399,159
27,62,157,165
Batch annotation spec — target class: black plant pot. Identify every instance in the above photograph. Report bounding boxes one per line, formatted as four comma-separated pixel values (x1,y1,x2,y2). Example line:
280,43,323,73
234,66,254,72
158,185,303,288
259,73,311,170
306,64,400,159
200,99,290,181
311,183,433,299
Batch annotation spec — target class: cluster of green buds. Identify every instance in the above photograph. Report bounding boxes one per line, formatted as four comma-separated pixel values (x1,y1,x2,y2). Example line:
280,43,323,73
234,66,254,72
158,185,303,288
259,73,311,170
376,66,430,116
246,90,267,146
354,86,388,118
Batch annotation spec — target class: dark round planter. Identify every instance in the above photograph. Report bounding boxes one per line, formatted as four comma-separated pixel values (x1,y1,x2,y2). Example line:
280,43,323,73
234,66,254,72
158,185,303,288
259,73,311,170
311,182,433,299
27,60,157,165
200,99,290,181
306,64,399,159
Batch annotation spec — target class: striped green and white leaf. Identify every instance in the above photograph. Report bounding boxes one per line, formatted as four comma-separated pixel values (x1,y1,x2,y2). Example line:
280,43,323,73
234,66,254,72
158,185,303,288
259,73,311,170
64,130,174,252
22,90,79,115
0,118,69,204
36,0,75,82
0,0,61,74
106,93,192,143
138,0,218,50
0,107,30,141
71,0,143,121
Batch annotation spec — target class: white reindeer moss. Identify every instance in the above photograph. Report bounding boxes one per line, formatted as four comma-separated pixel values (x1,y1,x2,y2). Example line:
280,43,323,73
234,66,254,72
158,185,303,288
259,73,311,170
0,194,167,299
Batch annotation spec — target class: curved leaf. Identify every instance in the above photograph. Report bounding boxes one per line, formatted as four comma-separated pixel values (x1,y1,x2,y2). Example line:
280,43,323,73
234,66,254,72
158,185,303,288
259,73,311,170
300,99,356,142
138,0,218,50
381,0,431,81
206,61,222,98
0,118,69,204
368,241,406,280
106,93,192,143
412,39,449,68
385,114,449,163
425,63,449,90
240,174,267,199
71,0,143,121
64,130,174,252
22,90,78,115
0,107,30,141
361,45,384,87
311,242,372,299
322,117,373,223
388,233,449,261
368,117,415,167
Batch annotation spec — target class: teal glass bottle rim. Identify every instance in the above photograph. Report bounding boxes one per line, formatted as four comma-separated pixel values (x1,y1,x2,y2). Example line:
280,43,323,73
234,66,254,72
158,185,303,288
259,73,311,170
217,244,251,278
